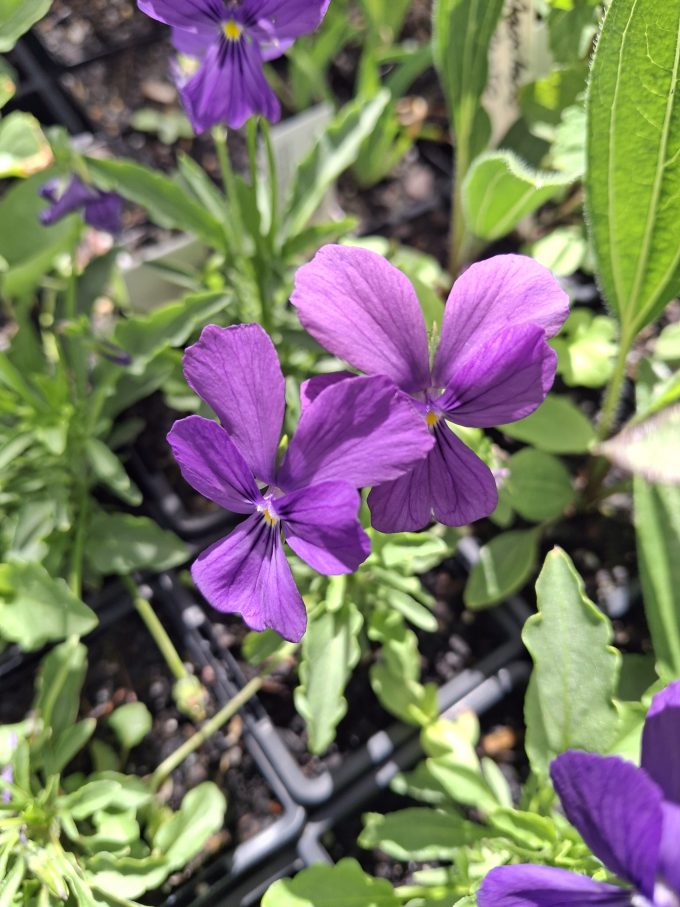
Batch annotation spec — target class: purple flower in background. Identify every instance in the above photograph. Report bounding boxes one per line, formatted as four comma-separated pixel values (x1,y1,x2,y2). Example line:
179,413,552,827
39,176,123,233
292,246,569,532
168,323,433,641
479,681,680,907
137,0,330,132
1,732,17,803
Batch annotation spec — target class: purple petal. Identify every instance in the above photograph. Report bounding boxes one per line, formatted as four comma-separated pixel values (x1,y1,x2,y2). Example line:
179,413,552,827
292,245,431,394
137,0,224,29
641,680,680,805
368,422,498,532
171,24,217,55
550,752,662,898
437,324,556,428
479,865,633,907
246,0,330,42
276,481,370,574
39,176,94,226
83,191,123,234
179,36,280,132
192,513,307,642
277,375,434,491
432,255,569,388
167,415,259,514
300,371,355,414
659,802,680,898
183,324,284,483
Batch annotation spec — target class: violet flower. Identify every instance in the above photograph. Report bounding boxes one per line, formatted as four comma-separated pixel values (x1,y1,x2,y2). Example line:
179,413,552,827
137,0,330,133
39,176,123,234
479,681,680,907
167,323,433,641
292,246,569,532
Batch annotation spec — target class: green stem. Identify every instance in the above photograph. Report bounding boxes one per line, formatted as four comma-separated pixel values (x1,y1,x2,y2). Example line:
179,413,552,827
121,576,189,683
68,489,88,598
212,125,244,252
449,131,470,278
596,333,633,441
150,672,267,792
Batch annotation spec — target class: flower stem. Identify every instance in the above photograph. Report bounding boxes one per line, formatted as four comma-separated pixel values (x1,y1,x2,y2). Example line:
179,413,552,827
150,672,266,792
595,333,633,442
212,125,244,251
122,576,189,684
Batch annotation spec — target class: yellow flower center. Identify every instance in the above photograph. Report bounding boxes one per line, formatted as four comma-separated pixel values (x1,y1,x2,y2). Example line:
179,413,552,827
425,410,440,429
223,19,242,40
262,507,279,526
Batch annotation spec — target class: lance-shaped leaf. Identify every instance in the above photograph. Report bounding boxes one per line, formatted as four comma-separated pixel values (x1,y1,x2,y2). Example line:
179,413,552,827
262,859,400,907
598,403,680,484
634,478,680,675
523,548,621,776
586,0,680,336
463,151,571,241
294,597,363,754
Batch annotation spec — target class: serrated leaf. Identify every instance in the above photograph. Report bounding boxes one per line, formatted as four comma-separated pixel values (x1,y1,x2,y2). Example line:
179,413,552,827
294,600,362,754
463,151,571,241
506,449,575,522
586,0,680,335
464,529,539,609
262,859,400,907
359,809,484,861
599,405,680,484
634,479,680,675
500,395,595,453
523,548,621,776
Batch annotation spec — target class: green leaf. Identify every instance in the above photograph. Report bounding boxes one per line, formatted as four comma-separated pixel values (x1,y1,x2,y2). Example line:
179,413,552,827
44,719,96,776
154,782,226,869
85,157,227,252
359,809,484,861
523,548,621,776
464,529,539,609
505,449,575,522
0,857,25,906
432,0,504,145
86,512,188,575
87,853,169,899
0,112,51,178
0,0,51,51
113,291,230,374
499,394,595,453
368,609,438,726
107,703,152,752
85,438,142,506
634,479,680,675
585,0,680,335
294,600,363,754
487,808,557,850
284,91,390,237
552,309,617,389
0,170,80,297
463,151,570,241
59,780,121,820
527,226,587,277
34,638,88,736
0,561,97,650
262,859,400,907
655,322,680,361
599,404,680,484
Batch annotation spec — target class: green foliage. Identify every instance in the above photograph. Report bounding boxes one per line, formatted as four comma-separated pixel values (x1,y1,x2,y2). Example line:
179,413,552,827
505,449,575,522
464,530,539,609
86,512,188,576
463,152,570,241
523,548,621,776
499,395,595,454
0,112,50,178
586,0,680,338
294,596,363,753
0,641,226,905
263,859,401,907
0,0,51,51
634,479,680,676
552,308,617,388
600,405,680,485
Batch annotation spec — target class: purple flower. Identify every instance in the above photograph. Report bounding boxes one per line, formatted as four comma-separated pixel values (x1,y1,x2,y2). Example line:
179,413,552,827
167,323,433,641
479,681,680,907
40,176,123,234
292,246,569,532
137,0,330,133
